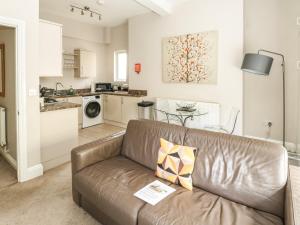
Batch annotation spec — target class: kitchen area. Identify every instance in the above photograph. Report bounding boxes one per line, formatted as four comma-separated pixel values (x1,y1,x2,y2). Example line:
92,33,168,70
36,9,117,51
38,17,147,171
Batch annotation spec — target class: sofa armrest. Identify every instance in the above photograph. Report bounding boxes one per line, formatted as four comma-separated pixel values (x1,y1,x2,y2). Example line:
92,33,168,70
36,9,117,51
285,165,300,225
71,131,125,175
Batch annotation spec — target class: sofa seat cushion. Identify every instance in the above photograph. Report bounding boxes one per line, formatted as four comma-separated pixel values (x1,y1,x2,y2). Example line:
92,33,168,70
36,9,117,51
73,156,170,225
138,185,283,225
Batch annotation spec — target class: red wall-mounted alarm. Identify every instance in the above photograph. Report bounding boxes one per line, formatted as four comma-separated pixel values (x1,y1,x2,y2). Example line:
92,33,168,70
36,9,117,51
135,63,141,74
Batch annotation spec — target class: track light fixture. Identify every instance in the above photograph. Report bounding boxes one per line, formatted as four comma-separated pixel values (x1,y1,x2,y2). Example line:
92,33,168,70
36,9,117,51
70,5,102,21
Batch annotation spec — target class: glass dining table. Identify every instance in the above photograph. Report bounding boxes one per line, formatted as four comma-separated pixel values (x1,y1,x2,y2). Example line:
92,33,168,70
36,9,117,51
154,107,208,127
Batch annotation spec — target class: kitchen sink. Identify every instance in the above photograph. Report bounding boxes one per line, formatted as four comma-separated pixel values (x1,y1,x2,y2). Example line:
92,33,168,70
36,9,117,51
44,98,58,104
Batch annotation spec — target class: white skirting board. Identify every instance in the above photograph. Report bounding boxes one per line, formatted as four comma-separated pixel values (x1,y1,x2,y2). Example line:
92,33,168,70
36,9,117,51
20,164,44,182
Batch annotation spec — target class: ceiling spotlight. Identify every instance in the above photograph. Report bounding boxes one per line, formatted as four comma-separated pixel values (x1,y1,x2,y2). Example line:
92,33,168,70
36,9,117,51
70,5,102,22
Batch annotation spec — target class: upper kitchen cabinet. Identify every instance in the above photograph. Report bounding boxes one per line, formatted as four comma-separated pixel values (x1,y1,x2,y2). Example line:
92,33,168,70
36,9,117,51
39,19,63,77
74,49,96,78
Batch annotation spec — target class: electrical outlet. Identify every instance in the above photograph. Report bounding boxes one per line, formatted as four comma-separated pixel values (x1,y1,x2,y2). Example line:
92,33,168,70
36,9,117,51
297,17,300,25
264,121,273,128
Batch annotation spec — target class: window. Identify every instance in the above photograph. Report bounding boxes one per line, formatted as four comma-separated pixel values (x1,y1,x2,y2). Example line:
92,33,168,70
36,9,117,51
114,50,128,82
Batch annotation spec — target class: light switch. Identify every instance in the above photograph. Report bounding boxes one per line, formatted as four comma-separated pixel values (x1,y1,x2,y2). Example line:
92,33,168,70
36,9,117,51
297,61,300,70
297,17,300,25
28,89,38,97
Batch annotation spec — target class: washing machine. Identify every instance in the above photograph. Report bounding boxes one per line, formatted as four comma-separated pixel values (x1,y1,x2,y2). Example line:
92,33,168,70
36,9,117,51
82,95,103,128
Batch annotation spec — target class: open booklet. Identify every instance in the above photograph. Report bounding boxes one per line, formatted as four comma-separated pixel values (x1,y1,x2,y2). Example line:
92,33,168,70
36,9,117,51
134,180,176,206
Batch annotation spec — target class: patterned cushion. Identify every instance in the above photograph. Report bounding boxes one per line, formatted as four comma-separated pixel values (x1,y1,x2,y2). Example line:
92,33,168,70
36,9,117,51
156,138,197,190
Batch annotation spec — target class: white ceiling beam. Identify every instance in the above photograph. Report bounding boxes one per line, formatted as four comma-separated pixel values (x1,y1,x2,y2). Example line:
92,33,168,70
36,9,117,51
134,0,172,16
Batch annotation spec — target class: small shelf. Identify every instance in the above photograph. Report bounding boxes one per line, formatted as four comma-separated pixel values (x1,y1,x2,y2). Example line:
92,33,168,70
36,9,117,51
63,51,79,69
64,67,79,69
63,52,79,57
63,64,79,69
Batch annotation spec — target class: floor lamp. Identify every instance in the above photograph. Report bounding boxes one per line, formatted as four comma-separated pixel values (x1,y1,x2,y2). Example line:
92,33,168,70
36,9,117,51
241,49,286,147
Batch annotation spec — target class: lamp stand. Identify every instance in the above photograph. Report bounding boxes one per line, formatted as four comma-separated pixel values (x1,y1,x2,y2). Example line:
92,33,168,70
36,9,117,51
258,50,286,147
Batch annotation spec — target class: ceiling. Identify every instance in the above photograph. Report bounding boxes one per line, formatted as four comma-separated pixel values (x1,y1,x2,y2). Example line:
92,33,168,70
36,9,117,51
39,0,192,27
164,0,191,8
39,0,150,27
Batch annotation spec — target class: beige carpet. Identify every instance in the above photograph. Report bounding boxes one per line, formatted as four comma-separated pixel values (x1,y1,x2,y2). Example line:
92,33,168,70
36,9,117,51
0,124,126,225
0,155,17,189
0,163,101,225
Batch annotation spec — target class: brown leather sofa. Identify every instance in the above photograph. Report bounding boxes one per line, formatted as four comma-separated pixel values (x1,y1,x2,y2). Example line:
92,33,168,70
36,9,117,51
72,120,295,225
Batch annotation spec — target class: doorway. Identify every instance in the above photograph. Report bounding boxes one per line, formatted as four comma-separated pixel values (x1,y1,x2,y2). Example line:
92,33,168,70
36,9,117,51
0,16,28,183
0,25,17,188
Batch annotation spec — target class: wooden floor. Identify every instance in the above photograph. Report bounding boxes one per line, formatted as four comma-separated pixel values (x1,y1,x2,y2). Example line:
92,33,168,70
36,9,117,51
78,123,125,145
0,155,17,190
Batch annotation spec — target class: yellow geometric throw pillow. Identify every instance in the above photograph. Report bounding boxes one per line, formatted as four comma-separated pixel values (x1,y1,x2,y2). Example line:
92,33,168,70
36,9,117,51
156,138,197,191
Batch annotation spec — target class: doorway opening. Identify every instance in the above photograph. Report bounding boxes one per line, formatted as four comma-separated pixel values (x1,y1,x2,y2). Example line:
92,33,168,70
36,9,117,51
0,25,17,188
0,16,29,183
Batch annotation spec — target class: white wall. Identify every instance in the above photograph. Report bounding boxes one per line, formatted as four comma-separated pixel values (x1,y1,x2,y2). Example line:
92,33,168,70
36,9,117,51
107,23,128,83
0,0,41,167
39,13,110,89
40,36,108,89
39,13,108,44
128,0,244,133
244,0,300,145
0,28,17,160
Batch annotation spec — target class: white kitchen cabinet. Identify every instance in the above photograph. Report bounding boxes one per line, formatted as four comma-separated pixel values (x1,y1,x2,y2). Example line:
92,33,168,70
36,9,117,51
69,97,83,128
122,97,139,124
55,96,83,128
103,95,122,122
40,108,79,171
103,94,141,125
74,49,96,78
39,19,63,77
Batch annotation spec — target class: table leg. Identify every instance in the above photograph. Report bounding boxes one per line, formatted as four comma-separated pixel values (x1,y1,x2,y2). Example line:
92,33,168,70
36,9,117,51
183,116,193,127
173,115,185,126
165,113,170,124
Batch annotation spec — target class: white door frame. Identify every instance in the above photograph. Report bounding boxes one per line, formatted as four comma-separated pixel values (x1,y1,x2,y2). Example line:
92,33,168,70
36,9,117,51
0,16,29,182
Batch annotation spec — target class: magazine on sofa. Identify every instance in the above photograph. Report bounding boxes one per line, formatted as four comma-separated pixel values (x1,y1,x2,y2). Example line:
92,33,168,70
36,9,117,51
134,180,176,205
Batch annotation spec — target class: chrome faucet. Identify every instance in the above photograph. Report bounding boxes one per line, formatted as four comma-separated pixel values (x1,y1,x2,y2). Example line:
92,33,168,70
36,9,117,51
55,82,64,95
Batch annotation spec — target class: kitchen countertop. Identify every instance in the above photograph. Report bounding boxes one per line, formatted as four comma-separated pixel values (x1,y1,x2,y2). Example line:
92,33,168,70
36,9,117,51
48,90,147,98
40,102,81,113
101,91,146,97
51,93,100,98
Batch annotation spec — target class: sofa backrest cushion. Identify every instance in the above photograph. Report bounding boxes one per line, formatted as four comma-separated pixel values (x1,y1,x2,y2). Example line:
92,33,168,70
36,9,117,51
184,128,288,218
122,120,187,170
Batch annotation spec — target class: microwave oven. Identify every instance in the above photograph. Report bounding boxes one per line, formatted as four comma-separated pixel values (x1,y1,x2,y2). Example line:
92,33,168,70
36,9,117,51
95,83,113,92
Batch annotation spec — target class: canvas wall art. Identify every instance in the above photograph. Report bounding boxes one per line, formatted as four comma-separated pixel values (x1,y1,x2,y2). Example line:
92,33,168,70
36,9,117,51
162,31,218,84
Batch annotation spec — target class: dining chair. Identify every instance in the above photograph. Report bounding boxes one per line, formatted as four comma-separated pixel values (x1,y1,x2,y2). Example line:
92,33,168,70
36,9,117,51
205,107,240,134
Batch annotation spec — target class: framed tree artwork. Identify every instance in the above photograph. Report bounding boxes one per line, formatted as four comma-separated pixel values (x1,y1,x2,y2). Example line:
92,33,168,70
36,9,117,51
162,31,218,84
0,44,5,97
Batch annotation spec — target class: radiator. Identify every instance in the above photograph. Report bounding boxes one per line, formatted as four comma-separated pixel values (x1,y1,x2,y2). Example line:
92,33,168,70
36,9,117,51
0,107,6,147
155,98,220,129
